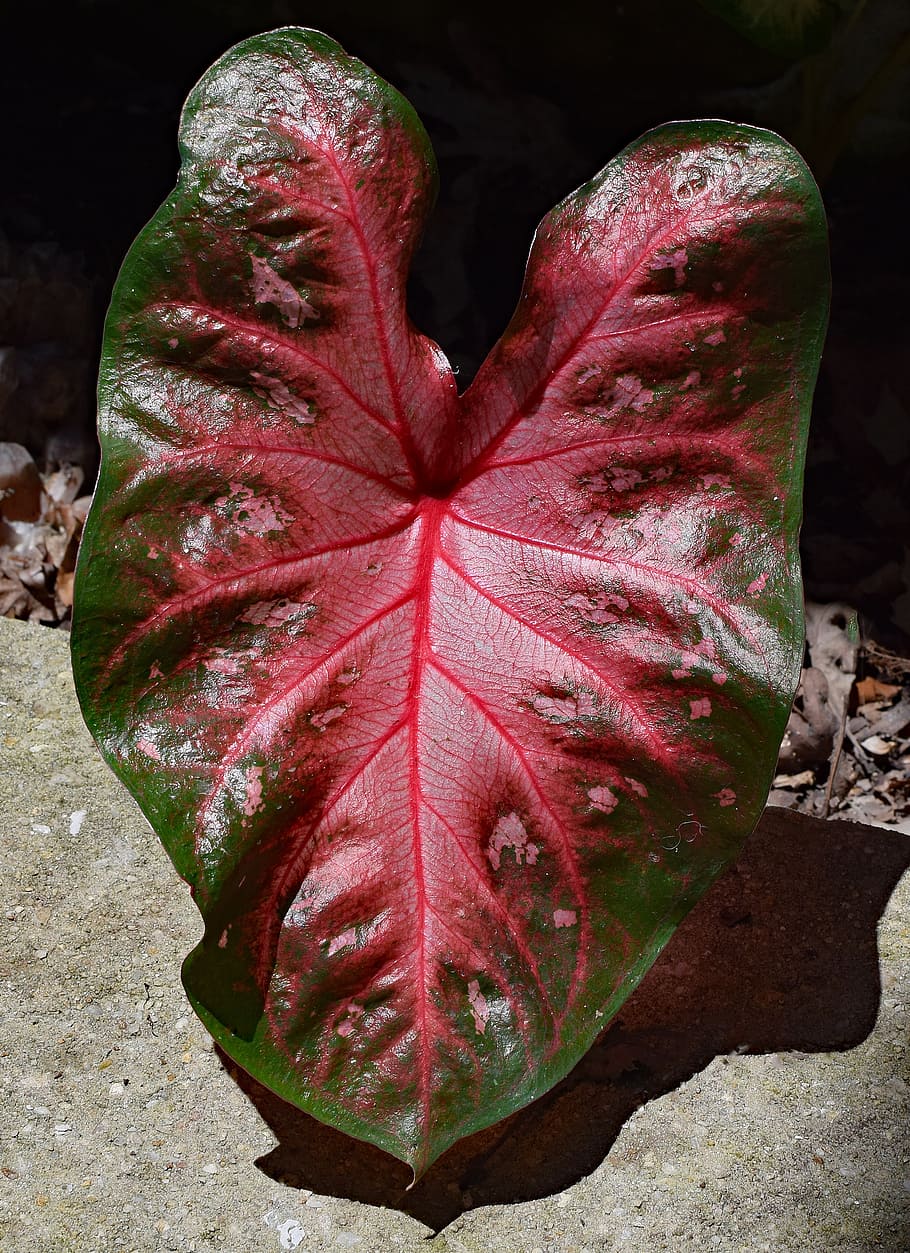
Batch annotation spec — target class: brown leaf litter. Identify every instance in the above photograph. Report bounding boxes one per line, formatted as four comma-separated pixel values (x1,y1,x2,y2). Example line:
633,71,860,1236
773,601,910,831
0,441,90,625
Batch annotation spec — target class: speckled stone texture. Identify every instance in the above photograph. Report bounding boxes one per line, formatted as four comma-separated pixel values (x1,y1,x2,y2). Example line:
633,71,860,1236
1,615,908,1251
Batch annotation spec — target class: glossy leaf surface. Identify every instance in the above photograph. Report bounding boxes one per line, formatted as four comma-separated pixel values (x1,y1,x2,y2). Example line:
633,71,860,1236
72,28,829,1174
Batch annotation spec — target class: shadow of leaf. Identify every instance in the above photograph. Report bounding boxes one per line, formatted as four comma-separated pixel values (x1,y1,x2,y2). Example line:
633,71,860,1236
213,807,909,1232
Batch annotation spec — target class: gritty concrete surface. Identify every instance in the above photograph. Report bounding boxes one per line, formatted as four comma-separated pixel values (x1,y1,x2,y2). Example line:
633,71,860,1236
1,614,908,1252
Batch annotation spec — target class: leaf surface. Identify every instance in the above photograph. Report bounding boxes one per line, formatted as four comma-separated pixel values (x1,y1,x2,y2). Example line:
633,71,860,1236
72,28,829,1174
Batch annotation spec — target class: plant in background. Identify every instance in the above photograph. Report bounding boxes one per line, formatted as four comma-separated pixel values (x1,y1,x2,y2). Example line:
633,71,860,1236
697,0,910,184
71,28,829,1175
697,0,858,57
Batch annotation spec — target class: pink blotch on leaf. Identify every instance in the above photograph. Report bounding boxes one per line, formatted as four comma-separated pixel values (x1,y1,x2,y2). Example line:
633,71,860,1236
250,371,315,425
337,1001,364,1036
487,811,537,870
288,895,317,915
327,927,358,957
203,655,242,675
652,247,688,287
136,737,161,761
468,980,490,1034
217,483,293,535
747,572,768,596
610,468,644,492
673,647,713,679
566,590,627,625
243,765,264,817
625,777,648,797
689,698,712,720
553,909,577,928
250,254,318,328
587,785,618,814
712,671,728,685
704,330,726,346
682,370,700,389
310,704,347,731
714,788,737,807
240,599,313,627
614,374,654,412
149,663,163,680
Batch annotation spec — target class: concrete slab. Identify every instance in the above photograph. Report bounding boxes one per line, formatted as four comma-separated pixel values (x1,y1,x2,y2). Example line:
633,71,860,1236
1,615,908,1251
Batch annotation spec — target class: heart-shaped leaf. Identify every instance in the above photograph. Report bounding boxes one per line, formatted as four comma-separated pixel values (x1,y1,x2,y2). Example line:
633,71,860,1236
71,28,829,1175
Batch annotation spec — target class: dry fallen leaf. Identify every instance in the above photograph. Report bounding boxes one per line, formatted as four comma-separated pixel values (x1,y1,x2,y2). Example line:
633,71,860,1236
855,676,901,705
0,442,91,626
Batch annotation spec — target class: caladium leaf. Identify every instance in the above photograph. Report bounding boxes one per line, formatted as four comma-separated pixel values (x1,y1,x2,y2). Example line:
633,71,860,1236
71,27,829,1175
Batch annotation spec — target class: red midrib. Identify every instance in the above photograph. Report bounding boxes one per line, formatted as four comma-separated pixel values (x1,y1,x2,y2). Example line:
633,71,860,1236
405,499,446,1150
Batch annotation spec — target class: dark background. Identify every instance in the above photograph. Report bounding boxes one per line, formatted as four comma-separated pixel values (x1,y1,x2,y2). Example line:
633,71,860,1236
1,0,908,642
